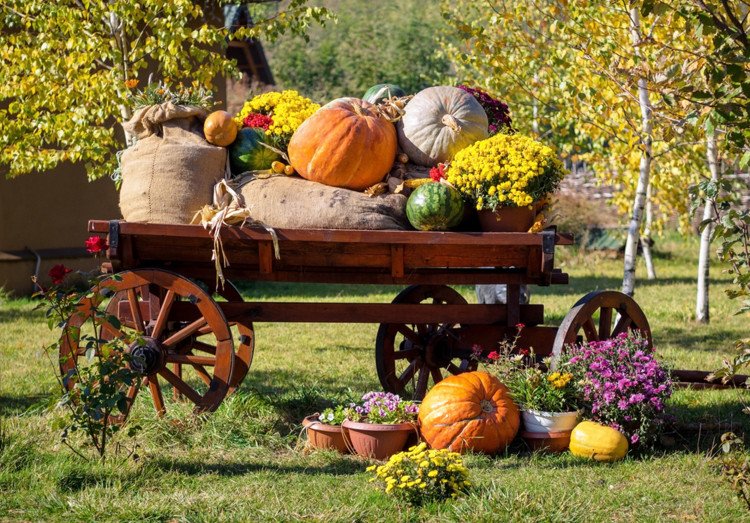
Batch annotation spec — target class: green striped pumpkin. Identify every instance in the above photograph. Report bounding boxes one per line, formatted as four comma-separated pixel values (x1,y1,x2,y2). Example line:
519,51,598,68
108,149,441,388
406,182,465,231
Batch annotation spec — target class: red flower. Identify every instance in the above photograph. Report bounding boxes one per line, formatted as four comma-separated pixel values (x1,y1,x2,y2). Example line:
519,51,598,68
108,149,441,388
429,163,446,181
243,113,273,131
519,348,530,356
85,235,108,254
516,323,525,330
49,264,72,285
487,351,500,361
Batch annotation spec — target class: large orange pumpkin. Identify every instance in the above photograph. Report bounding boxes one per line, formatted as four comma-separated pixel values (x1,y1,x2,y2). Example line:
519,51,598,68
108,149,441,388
418,371,520,454
287,97,397,191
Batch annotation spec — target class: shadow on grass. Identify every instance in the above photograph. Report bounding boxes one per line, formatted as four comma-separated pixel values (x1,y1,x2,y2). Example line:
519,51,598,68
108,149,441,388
151,455,367,477
660,327,746,354
0,394,49,416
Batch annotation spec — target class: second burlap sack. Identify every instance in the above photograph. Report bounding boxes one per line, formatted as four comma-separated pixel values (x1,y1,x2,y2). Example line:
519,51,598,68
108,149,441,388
119,103,226,224
238,175,408,230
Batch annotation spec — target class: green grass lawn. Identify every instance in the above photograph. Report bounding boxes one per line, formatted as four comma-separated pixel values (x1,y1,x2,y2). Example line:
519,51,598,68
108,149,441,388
2,234,750,521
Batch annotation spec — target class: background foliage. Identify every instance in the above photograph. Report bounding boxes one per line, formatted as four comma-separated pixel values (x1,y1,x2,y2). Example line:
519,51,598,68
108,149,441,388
265,0,450,101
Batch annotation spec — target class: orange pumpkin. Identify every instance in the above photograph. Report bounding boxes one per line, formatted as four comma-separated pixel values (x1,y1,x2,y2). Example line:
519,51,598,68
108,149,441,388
204,110,238,147
418,371,520,454
288,97,397,191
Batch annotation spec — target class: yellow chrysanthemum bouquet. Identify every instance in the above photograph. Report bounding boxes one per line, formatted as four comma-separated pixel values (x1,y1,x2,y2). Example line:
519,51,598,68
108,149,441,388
445,133,567,212
235,90,319,151
368,443,471,505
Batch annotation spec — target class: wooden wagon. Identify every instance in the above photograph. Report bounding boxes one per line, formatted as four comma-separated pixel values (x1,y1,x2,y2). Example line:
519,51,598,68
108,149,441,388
59,220,716,420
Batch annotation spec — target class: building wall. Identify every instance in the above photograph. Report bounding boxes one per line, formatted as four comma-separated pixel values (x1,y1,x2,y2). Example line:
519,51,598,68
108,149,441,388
0,164,120,295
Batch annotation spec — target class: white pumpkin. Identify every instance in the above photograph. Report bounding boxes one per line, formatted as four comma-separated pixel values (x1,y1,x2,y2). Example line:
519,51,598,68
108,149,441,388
397,86,489,166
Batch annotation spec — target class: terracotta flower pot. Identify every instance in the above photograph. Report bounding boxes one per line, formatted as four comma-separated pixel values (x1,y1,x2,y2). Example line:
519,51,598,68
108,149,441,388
477,206,536,232
302,415,350,453
521,430,572,453
342,420,416,460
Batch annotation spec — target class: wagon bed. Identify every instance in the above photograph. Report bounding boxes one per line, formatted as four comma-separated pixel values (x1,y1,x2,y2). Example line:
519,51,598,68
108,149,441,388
57,220,731,420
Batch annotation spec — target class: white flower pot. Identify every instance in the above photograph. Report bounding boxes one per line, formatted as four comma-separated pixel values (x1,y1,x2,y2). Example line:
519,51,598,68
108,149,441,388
522,410,579,434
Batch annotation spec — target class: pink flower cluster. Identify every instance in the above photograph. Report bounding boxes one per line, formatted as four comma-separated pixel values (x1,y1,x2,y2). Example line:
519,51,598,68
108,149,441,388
351,391,418,424
566,332,672,446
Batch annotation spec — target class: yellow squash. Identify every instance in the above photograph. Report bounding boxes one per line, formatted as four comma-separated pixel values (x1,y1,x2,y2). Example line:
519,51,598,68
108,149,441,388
569,421,628,462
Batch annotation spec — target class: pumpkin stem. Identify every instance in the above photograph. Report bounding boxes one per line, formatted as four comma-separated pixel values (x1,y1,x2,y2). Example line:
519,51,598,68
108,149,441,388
479,399,495,414
351,102,365,117
441,114,462,133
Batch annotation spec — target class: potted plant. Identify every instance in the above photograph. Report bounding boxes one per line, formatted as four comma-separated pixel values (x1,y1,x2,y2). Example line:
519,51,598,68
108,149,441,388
564,331,673,448
302,405,350,454
342,392,419,460
444,133,567,232
476,325,580,452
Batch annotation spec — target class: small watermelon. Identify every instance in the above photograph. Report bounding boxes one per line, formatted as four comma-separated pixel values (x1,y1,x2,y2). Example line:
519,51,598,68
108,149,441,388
406,182,465,231
229,128,279,175
363,83,406,104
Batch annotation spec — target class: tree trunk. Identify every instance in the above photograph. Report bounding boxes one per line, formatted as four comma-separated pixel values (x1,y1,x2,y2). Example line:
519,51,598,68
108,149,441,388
642,182,657,280
696,128,719,323
532,73,540,135
622,9,653,297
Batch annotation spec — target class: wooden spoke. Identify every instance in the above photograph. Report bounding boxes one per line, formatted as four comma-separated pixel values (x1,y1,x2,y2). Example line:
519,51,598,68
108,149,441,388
446,362,463,375
582,317,598,342
416,366,430,398
598,307,613,340
159,366,204,405
166,353,216,366
161,317,208,348
612,314,633,337
151,290,176,339
396,325,422,345
172,363,182,401
190,341,217,355
127,288,146,333
430,367,443,384
398,358,420,385
190,363,213,386
393,348,419,360
147,375,166,416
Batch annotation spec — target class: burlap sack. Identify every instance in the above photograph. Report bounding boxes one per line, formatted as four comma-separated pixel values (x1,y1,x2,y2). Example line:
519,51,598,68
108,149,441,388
119,103,226,224
238,176,408,229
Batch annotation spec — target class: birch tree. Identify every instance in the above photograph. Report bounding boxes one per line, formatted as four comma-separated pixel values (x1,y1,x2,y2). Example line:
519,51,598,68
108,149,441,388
442,1,701,295
0,0,332,180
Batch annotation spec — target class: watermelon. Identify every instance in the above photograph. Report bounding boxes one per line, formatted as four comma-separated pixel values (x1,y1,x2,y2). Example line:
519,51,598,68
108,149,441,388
363,83,406,104
406,182,465,231
229,128,279,175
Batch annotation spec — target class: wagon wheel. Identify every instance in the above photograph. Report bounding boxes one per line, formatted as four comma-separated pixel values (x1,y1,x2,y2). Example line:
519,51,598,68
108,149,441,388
59,269,234,420
551,290,652,367
376,285,476,401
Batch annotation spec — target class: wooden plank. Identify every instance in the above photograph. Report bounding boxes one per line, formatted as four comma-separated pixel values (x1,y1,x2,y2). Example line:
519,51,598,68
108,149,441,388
404,244,530,269
161,263,570,286
390,245,404,278
167,301,545,325
457,325,558,356
88,220,574,246
258,241,273,274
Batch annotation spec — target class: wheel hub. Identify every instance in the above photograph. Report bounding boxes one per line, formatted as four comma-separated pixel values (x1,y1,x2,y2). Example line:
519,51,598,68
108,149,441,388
424,333,455,368
128,337,165,375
